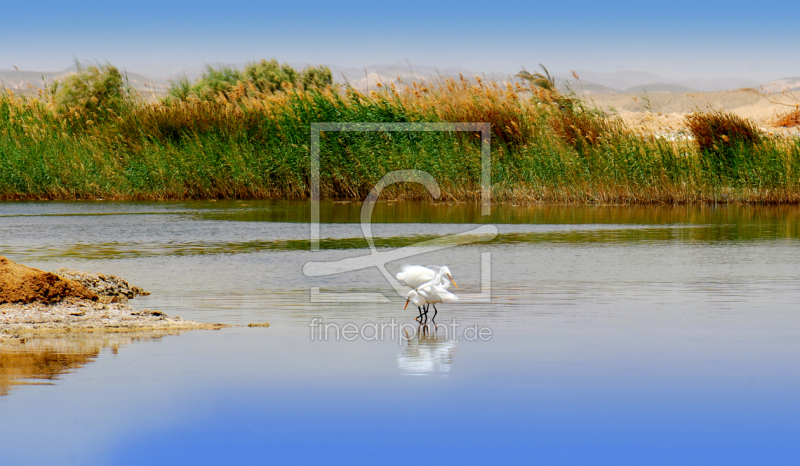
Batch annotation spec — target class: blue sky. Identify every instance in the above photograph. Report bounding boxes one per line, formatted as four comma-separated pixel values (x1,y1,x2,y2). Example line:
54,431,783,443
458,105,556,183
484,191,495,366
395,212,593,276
2,0,799,81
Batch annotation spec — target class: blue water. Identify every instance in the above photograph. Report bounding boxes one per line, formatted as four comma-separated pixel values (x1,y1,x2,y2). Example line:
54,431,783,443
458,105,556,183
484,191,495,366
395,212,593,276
1,201,800,465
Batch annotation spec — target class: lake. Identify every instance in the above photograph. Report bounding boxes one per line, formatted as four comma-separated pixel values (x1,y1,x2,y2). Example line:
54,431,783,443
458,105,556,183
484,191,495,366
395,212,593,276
2,201,800,465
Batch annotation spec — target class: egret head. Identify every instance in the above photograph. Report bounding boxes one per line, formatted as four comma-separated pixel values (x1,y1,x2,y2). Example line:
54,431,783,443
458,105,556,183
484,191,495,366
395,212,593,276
405,289,424,309
438,266,457,289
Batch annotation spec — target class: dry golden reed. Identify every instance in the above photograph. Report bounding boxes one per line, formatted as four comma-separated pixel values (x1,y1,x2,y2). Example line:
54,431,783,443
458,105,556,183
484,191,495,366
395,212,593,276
775,108,800,128
2,73,800,204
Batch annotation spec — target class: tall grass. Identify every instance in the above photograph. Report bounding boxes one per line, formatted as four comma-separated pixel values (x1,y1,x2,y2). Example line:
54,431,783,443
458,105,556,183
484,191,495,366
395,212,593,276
1,70,799,203
167,60,333,102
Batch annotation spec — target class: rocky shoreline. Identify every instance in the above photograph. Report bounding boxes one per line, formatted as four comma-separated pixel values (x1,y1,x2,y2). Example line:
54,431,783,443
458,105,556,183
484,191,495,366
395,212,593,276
52,268,151,302
1,256,228,340
0,298,227,341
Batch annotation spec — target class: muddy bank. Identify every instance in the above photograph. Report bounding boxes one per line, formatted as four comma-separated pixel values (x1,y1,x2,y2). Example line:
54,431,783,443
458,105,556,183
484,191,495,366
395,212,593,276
0,256,97,304
0,256,227,335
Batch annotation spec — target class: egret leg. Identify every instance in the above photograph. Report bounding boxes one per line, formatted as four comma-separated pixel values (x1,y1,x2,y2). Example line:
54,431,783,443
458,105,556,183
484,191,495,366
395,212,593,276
423,304,429,323
416,306,424,322
431,304,438,323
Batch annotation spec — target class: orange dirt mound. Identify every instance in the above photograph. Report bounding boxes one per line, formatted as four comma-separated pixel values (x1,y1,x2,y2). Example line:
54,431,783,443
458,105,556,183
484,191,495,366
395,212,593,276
0,256,98,304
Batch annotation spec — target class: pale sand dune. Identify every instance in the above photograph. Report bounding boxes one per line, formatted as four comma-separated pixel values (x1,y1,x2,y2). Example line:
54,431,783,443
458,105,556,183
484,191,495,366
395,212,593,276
585,89,800,135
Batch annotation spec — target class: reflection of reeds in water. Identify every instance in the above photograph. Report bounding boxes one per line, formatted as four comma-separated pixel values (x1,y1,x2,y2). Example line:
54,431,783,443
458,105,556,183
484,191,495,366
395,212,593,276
398,326,457,375
196,201,800,226
0,331,186,396
0,344,97,395
8,214,800,261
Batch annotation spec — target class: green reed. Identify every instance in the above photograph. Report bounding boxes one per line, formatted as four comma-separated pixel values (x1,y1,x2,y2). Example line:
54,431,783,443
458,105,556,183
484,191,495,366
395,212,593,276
1,74,799,203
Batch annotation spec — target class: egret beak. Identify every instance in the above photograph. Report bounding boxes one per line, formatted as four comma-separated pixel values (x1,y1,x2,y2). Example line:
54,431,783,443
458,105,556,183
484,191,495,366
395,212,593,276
449,275,458,289
404,299,410,310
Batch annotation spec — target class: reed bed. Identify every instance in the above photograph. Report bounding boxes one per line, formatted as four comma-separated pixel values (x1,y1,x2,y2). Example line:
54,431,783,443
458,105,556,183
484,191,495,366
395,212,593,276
1,72,799,203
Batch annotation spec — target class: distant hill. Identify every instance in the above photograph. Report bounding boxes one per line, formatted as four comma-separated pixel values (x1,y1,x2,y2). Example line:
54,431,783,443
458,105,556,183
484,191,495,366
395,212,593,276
679,77,760,92
339,66,760,95
0,64,168,97
569,70,663,90
0,69,62,92
1,61,488,97
329,63,634,95
760,77,800,93
556,79,621,95
327,63,484,90
623,83,699,94
4,61,796,101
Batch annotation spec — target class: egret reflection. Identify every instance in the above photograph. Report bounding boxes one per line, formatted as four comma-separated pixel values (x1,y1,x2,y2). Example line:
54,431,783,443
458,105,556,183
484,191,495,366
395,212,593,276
397,325,457,375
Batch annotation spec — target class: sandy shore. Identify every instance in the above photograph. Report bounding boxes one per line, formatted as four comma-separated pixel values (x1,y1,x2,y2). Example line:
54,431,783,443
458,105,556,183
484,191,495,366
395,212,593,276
1,256,228,338
0,298,227,339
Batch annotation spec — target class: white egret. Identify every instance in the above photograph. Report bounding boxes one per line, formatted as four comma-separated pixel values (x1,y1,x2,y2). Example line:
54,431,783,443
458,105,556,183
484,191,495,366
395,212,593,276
399,265,459,323
415,281,458,323
396,265,457,290
404,289,428,322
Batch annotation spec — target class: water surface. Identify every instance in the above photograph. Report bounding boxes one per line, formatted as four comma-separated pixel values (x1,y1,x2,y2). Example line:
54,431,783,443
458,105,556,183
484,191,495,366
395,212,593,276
1,201,800,464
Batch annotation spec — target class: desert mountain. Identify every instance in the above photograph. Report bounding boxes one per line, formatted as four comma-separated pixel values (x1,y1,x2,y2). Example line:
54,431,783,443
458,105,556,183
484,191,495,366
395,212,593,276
0,63,168,97
327,64,756,94
1,62,794,102
760,77,800,93
622,83,699,93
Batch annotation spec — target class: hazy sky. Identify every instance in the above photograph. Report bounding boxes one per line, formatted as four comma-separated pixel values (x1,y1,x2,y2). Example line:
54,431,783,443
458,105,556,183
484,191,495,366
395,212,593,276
3,0,799,81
